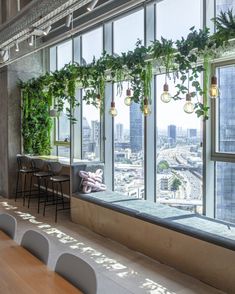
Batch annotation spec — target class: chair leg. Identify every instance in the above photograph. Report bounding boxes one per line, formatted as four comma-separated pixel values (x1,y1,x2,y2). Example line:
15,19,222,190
37,177,41,213
28,175,33,208
60,182,65,210
15,172,20,202
23,174,27,206
43,178,48,217
55,183,59,222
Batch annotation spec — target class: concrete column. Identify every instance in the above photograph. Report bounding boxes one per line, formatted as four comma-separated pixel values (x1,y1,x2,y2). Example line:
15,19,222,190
0,50,45,198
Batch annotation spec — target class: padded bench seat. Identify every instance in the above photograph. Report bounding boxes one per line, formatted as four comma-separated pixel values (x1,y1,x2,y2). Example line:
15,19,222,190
71,190,235,293
73,190,235,251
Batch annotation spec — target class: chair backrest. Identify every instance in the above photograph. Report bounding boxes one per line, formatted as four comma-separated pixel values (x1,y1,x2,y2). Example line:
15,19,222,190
21,230,49,264
55,253,97,294
47,161,62,175
0,213,17,239
16,155,32,170
32,158,45,170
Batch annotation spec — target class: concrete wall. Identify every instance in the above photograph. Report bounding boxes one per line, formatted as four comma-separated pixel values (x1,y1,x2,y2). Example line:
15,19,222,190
0,50,45,197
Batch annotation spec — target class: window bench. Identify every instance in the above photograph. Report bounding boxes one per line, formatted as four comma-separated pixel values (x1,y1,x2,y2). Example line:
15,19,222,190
71,190,235,293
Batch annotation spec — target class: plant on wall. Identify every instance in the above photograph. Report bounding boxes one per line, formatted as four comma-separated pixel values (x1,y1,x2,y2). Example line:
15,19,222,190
20,9,235,155
20,79,52,155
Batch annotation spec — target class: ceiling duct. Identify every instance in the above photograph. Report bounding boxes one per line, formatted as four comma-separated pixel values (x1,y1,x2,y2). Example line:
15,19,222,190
0,50,9,63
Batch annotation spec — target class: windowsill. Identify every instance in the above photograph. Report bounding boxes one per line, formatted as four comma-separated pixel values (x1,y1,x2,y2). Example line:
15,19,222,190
72,190,235,251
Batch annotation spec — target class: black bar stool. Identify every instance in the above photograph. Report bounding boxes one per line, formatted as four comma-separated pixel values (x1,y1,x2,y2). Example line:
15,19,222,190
28,159,53,213
15,155,39,205
43,162,70,222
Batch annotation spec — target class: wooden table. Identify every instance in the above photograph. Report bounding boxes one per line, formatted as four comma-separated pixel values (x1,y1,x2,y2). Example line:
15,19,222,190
0,231,83,294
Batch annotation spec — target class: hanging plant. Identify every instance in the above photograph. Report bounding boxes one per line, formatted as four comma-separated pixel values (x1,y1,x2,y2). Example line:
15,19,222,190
19,9,235,154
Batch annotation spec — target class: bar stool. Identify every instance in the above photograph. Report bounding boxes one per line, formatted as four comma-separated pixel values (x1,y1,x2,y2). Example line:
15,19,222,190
28,159,53,213
43,162,70,222
15,155,39,205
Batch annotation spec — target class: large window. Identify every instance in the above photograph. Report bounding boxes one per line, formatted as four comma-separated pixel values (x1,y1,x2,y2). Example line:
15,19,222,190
80,28,103,161
216,0,235,12
156,75,203,213
213,2,235,224
156,0,202,41
155,0,203,213
113,83,144,198
113,9,144,55
51,40,72,158
113,10,145,197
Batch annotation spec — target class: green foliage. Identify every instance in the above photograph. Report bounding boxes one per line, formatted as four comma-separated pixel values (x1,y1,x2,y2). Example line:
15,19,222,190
157,160,170,173
19,9,235,155
20,80,52,155
171,178,182,191
212,9,235,44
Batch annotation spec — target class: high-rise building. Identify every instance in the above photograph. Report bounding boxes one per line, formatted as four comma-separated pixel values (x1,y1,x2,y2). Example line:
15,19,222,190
82,117,91,154
91,120,100,144
116,123,124,142
215,1,235,224
130,103,143,152
167,125,176,145
187,129,197,138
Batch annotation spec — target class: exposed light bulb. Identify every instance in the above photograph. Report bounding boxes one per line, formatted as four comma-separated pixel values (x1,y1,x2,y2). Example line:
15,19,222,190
124,89,132,106
209,76,219,99
183,93,194,114
15,41,19,52
143,97,151,116
109,101,118,117
160,83,171,103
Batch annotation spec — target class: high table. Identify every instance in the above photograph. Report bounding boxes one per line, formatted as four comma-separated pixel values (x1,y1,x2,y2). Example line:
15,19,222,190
0,231,83,294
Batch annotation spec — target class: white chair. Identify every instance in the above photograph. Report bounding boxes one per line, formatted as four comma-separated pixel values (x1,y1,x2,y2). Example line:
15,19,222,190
21,230,49,264
55,253,97,294
0,213,17,239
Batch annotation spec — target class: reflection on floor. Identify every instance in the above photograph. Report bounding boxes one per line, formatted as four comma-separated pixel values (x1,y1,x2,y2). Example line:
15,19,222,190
0,197,224,294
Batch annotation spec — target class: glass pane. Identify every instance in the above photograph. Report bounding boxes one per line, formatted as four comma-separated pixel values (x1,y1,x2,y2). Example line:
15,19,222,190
216,162,235,224
57,40,72,69
56,100,70,142
114,82,144,198
156,0,202,41
217,65,235,153
156,75,203,213
113,9,144,55
82,27,103,64
82,99,101,161
216,0,235,12
58,146,70,158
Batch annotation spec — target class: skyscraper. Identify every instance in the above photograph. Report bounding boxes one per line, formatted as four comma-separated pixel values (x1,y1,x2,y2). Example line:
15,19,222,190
216,1,235,224
130,103,143,152
167,125,176,145
82,117,91,155
116,123,124,142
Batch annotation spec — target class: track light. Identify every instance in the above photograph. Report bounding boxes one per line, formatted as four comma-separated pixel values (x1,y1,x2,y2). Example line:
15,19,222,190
43,26,52,35
28,35,34,46
87,0,99,11
15,41,19,52
66,13,73,28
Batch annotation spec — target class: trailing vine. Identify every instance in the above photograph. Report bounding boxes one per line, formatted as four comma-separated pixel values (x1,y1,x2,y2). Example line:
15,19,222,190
20,9,235,155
